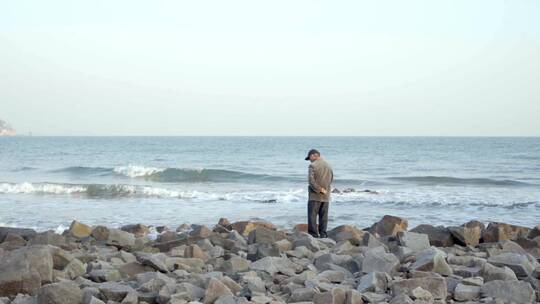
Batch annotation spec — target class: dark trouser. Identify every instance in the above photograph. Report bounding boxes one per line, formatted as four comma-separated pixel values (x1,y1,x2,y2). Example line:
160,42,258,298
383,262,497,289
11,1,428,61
308,200,329,238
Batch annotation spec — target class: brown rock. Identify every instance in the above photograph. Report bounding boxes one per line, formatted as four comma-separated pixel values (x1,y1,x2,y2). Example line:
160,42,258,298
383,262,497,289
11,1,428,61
482,222,530,243
410,225,454,247
230,220,277,237
247,227,286,245
204,278,233,304
370,215,408,237
91,226,109,241
68,220,92,239
37,281,83,304
293,223,308,233
121,224,150,237
449,220,485,247
328,225,365,244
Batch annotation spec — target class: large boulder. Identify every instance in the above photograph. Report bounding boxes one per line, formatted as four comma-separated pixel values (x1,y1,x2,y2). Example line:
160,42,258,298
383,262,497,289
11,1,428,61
481,280,535,304
396,231,430,253
410,247,453,276
327,225,365,244
37,281,83,304
482,222,530,243
357,271,389,293
247,227,286,245
106,229,135,249
0,245,54,296
449,220,484,247
454,283,480,301
480,262,518,282
487,252,535,277
369,215,408,237
362,246,399,274
410,224,454,247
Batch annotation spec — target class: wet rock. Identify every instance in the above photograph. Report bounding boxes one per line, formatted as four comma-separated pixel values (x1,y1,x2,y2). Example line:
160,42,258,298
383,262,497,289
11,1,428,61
68,220,92,239
449,220,485,247
482,222,530,243
410,225,454,247
411,247,453,276
481,280,535,304
37,281,83,304
369,215,408,237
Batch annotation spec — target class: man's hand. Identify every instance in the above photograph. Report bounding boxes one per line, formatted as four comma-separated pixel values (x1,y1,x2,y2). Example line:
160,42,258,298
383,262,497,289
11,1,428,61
320,188,327,195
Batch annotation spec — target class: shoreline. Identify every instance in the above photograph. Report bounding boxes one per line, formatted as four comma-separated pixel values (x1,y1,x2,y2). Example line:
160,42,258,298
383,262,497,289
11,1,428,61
1,216,539,303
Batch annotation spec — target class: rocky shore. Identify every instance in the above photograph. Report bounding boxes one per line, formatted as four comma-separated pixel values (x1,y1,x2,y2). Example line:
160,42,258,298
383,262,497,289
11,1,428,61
1,216,540,304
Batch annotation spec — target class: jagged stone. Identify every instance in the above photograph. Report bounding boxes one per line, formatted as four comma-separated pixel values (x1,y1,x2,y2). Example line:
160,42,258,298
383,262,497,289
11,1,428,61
230,221,276,237
313,287,346,304
410,247,453,276
106,229,135,249
90,226,109,241
120,224,150,237
449,220,484,247
247,227,286,245
454,283,480,301
250,256,302,276
391,277,447,300
357,271,388,293
328,225,365,244
204,278,233,304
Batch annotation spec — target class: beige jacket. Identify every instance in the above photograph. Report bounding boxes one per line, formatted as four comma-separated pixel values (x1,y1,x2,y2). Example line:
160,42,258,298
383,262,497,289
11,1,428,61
308,158,333,202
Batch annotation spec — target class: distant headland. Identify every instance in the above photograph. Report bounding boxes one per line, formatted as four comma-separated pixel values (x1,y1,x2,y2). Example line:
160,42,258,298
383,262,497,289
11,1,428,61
0,119,16,136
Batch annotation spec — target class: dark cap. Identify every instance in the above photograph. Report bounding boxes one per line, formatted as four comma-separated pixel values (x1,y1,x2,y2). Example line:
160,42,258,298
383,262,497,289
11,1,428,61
305,149,320,160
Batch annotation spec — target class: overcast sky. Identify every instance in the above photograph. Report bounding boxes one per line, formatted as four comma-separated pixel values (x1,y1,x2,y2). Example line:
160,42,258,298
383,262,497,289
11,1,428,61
1,1,539,136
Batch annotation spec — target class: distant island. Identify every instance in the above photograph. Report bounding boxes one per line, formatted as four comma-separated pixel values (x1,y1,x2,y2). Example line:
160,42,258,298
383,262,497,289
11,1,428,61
0,119,16,136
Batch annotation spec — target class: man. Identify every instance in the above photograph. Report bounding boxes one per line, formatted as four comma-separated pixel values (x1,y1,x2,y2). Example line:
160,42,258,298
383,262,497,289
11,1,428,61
305,149,333,238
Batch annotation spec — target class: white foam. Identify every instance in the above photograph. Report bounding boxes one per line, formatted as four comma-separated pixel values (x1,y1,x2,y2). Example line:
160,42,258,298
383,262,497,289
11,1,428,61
0,182,86,194
113,165,165,178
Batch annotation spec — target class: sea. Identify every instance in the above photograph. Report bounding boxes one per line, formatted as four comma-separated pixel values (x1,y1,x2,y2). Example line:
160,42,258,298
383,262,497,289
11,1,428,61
0,136,539,232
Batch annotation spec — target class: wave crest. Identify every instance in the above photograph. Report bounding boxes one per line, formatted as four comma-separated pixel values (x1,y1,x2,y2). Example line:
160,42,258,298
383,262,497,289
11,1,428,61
388,176,533,187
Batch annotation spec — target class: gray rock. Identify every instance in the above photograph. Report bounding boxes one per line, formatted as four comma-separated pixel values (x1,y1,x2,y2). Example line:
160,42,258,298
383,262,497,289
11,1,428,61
481,280,535,304
488,252,535,277
0,245,53,297
362,246,399,273
250,256,302,276
410,247,453,276
313,287,346,304
11,294,37,304
480,263,518,282
410,224,454,247
391,277,447,300
0,227,36,242
397,231,430,253
37,281,83,304
106,229,135,249
289,287,315,302
410,286,433,302
97,282,135,302
220,256,250,275
345,289,364,304
454,283,480,301
357,271,388,293
247,227,286,245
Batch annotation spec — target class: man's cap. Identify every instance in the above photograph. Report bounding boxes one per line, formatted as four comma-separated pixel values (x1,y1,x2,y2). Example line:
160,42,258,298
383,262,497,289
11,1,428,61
305,149,320,160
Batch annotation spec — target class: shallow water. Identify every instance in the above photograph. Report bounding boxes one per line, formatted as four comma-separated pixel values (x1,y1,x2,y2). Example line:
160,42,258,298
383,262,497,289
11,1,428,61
0,136,539,230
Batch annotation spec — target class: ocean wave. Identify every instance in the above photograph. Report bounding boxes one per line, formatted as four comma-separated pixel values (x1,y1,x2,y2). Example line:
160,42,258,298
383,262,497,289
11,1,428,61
388,176,534,187
52,164,293,183
0,182,86,194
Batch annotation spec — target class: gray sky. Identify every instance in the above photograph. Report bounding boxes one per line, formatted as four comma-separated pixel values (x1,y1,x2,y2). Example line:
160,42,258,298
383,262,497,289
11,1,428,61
1,1,539,136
